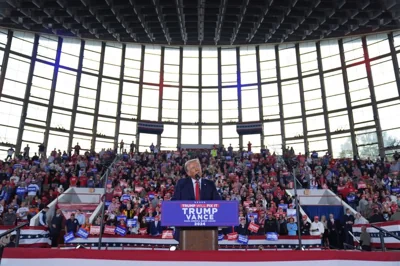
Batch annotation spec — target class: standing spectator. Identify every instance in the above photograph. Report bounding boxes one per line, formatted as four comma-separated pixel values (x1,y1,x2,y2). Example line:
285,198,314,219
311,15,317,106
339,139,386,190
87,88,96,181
354,213,369,225
65,213,79,234
247,141,252,152
4,147,14,162
343,208,355,247
130,141,135,153
235,218,249,235
38,143,46,159
150,143,154,153
321,215,329,248
286,217,297,236
150,216,162,236
74,143,81,155
3,208,17,226
38,206,49,227
75,209,85,225
119,140,124,154
300,215,311,235
50,209,63,247
327,213,340,249
264,214,278,234
310,216,324,238
16,202,29,221
23,144,30,159
359,226,371,251
27,182,40,204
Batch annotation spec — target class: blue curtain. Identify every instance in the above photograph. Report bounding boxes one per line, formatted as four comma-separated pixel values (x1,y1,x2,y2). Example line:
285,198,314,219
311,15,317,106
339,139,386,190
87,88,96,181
302,205,344,222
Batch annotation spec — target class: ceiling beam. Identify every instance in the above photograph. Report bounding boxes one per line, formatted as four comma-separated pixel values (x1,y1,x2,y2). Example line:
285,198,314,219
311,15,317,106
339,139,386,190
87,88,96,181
214,0,227,45
175,0,187,44
152,0,171,44
247,0,274,43
230,0,250,45
198,0,205,44
129,0,154,42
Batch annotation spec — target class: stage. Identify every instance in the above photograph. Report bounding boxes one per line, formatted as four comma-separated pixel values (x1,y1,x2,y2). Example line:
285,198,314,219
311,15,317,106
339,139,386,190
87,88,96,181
2,249,400,266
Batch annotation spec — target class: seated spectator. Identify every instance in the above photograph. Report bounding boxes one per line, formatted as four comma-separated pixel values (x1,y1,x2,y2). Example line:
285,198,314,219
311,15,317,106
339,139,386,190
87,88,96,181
81,217,91,232
354,212,369,225
368,208,385,223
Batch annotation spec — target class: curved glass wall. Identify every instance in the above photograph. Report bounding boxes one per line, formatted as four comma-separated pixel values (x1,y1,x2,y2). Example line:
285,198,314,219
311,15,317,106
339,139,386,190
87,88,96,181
0,29,400,158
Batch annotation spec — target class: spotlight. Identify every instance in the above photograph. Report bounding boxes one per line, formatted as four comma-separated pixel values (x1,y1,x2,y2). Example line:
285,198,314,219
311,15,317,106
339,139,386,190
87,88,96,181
75,244,86,249
169,246,177,251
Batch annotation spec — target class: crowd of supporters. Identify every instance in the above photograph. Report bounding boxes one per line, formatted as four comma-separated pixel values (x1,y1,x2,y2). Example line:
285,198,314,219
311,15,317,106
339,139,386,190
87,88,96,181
1,142,399,249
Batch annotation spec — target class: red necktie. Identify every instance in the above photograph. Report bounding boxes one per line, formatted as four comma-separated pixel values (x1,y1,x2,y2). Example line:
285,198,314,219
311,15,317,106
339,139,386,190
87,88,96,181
195,181,200,201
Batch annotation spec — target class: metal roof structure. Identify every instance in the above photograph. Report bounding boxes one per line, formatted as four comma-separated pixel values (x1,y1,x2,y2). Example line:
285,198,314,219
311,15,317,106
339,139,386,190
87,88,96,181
0,0,400,45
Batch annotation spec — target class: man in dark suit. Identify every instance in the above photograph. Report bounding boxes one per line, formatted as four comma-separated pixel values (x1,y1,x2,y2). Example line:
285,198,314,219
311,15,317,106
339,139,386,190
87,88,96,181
172,159,221,241
327,213,341,249
50,209,63,247
172,159,221,201
343,208,355,247
150,216,163,236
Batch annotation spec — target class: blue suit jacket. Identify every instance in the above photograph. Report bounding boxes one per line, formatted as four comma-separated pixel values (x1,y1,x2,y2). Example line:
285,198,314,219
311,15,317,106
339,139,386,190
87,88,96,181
150,221,163,236
172,178,221,201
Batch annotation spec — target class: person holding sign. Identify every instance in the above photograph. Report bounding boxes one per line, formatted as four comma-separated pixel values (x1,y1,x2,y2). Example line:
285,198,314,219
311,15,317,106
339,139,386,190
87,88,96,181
172,159,220,201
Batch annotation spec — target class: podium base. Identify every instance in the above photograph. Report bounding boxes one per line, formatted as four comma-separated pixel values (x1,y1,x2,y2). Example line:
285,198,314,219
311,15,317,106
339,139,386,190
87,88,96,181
179,227,218,251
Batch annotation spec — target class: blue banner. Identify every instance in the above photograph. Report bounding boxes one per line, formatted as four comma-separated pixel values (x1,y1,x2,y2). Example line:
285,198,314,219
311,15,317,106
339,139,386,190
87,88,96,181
161,201,239,227
127,219,137,227
115,226,127,236
77,228,89,239
121,194,130,201
117,215,127,221
64,232,75,243
391,187,400,193
145,217,155,223
278,204,288,210
266,232,278,241
13,164,22,169
237,235,249,245
149,194,155,199
218,234,224,241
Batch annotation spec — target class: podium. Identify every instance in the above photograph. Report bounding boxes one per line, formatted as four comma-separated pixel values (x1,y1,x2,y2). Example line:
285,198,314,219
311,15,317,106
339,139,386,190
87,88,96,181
161,201,238,251
179,227,218,250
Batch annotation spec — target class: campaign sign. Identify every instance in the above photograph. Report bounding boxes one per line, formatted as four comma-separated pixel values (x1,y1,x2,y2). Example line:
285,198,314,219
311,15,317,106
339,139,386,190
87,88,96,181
161,201,239,227
266,232,278,241
127,219,137,227
64,232,75,243
115,226,127,237
237,235,249,245
278,204,288,210
218,234,224,241
117,215,127,221
77,228,89,239
145,217,155,223
161,230,174,239
391,187,400,193
104,225,116,235
247,213,258,223
90,226,100,235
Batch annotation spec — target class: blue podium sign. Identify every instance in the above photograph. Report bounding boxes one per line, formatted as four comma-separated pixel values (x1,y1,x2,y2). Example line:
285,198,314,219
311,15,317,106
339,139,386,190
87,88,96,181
161,201,239,227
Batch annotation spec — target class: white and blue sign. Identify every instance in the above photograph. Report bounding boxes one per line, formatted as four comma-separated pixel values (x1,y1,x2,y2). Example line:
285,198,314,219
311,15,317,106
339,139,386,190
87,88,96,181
278,204,288,210
115,226,127,236
145,217,155,222
237,235,249,245
161,201,239,227
117,215,127,221
121,194,130,201
266,232,278,241
247,213,258,222
13,164,22,169
149,194,155,200
218,234,224,241
127,219,137,227
64,232,75,243
391,187,400,193
77,228,89,239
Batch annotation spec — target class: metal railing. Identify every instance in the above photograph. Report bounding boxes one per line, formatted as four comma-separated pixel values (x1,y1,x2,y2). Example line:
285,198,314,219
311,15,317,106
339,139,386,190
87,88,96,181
371,223,400,252
0,222,29,264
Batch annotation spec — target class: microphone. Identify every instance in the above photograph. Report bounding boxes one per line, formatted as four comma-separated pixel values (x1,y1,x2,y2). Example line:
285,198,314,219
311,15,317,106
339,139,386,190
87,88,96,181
195,174,201,180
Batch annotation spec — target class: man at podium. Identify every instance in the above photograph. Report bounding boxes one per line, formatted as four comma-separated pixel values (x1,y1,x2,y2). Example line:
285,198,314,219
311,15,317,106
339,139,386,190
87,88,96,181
172,158,220,201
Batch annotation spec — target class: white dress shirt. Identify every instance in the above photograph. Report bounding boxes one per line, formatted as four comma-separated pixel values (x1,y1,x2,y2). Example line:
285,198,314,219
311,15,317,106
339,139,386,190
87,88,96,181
192,178,202,199
310,221,325,236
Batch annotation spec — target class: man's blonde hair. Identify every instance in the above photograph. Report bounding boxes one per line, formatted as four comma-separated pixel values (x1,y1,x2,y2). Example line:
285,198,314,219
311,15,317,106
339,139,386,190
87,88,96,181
184,158,200,174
